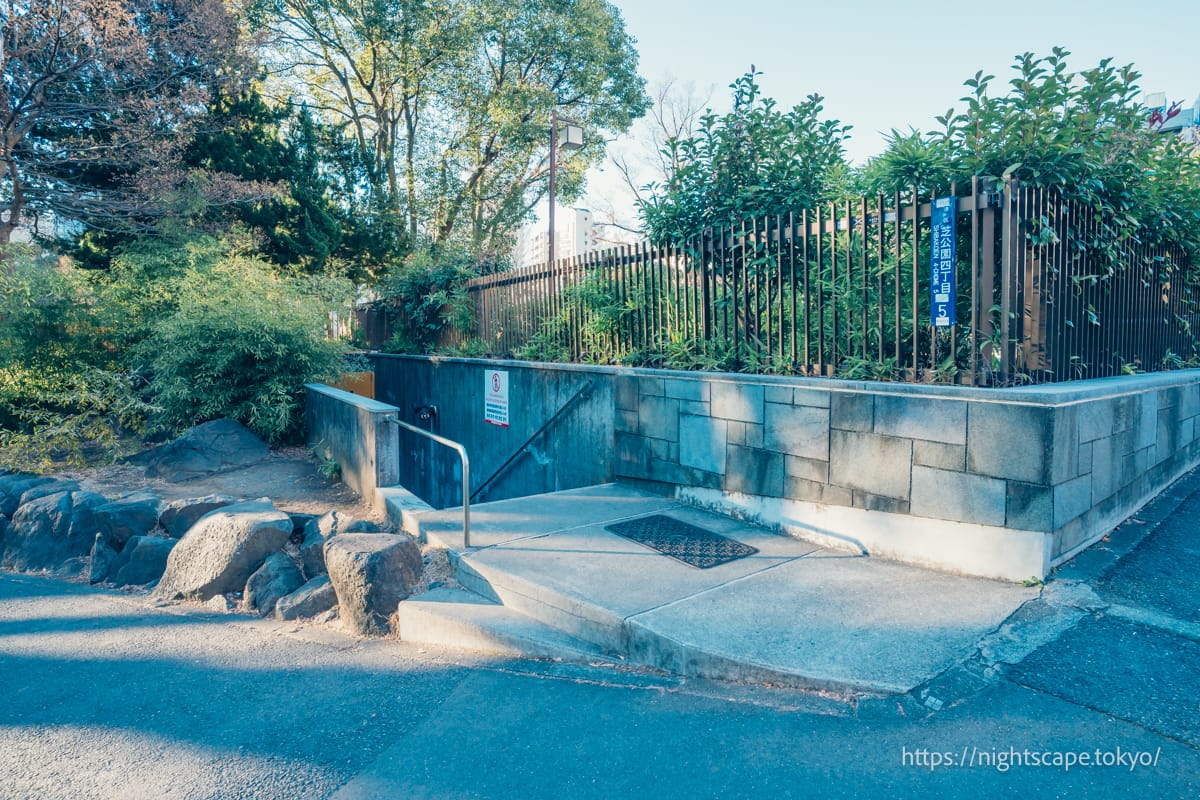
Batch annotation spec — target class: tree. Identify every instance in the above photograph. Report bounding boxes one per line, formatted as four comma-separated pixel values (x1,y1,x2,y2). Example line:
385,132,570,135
638,68,851,244
0,0,250,243
255,0,648,254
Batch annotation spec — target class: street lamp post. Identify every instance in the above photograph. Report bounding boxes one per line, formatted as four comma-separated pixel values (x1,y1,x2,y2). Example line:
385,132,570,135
548,110,584,267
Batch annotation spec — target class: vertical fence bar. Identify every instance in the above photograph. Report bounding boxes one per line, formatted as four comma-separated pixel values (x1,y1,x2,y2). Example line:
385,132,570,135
893,191,902,369
803,209,811,369
970,178,980,385
911,186,920,378
831,202,840,374
877,194,885,363
788,211,798,369
816,205,825,374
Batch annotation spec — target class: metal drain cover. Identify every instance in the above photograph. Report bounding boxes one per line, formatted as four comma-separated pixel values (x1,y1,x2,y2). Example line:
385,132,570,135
605,514,759,569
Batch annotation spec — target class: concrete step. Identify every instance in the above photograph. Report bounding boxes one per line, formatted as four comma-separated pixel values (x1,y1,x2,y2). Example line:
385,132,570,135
396,585,616,663
407,483,1038,694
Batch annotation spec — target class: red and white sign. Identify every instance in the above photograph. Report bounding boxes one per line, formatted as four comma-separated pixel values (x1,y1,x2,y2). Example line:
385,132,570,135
484,369,510,427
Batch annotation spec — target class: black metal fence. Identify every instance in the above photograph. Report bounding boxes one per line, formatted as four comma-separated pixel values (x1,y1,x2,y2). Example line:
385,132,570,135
447,177,1197,385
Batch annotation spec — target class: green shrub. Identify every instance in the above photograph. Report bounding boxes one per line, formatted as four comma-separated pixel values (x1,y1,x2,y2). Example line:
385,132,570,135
137,255,342,443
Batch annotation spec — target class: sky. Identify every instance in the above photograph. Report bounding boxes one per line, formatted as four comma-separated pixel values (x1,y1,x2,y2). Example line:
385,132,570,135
576,0,1200,230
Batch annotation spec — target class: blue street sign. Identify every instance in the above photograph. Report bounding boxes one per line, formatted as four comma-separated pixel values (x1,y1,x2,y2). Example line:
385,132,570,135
930,197,956,327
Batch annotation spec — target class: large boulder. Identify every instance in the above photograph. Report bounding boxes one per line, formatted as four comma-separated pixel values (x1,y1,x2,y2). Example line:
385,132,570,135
275,574,338,621
152,500,291,601
89,533,118,584
142,419,269,483
113,536,177,586
0,474,55,517
324,533,423,635
94,494,161,550
300,511,380,578
159,495,240,539
243,552,304,616
19,479,81,508
2,491,108,572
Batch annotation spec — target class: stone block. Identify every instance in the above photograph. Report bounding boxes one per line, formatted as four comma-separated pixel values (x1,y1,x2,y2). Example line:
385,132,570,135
1156,405,1181,464
615,432,649,475
853,491,910,514
831,393,873,432
912,441,966,472
711,382,764,423
1112,395,1136,434
679,415,727,475
1181,384,1200,419
649,437,671,461
785,455,828,483
1077,441,1093,476
909,466,1006,526
638,395,679,442
1053,474,1092,529
791,388,832,408
615,408,638,433
764,386,794,405
680,400,709,416
1007,481,1053,532
638,376,665,397
785,477,852,507
727,421,764,448
966,403,1074,485
764,402,829,460
614,376,638,411
1135,392,1158,450
873,395,967,445
665,378,707,402
1077,399,1116,443
725,445,785,497
828,430,913,500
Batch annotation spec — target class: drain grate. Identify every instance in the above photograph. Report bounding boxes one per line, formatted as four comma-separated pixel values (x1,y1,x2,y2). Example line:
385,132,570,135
605,514,758,569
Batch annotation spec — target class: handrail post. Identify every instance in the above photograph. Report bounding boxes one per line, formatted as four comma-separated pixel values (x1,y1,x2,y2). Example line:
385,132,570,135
387,418,471,549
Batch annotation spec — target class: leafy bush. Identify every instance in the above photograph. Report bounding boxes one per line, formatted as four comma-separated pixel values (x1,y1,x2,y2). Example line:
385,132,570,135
136,254,342,443
374,248,499,353
639,69,851,243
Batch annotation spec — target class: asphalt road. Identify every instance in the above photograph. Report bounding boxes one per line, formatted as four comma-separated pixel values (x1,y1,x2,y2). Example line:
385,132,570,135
0,569,1196,800
4,474,1200,799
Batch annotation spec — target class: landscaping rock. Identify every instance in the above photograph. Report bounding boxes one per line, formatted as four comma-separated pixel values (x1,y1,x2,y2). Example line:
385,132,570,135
95,494,161,550
206,595,235,612
244,552,304,616
113,536,177,586
324,533,423,635
89,533,118,584
151,500,291,601
2,491,108,572
159,495,240,539
19,479,81,508
142,419,269,483
288,513,317,544
300,511,380,578
0,515,8,558
0,475,54,517
274,574,338,620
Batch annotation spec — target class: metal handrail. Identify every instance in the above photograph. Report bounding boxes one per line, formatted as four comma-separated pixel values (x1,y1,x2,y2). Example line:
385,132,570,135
387,418,471,548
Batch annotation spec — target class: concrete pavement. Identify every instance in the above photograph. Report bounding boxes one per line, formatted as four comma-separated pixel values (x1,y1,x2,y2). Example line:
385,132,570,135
1,564,1198,799
401,483,1039,693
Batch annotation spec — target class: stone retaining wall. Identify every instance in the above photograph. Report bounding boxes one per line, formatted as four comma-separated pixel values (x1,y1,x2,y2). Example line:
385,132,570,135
359,356,1200,581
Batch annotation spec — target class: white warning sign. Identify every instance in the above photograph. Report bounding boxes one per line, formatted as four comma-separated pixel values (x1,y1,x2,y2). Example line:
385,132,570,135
484,369,509,427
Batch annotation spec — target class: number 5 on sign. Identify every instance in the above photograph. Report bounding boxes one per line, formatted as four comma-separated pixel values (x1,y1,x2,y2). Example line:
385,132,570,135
484,370,509,427
930,197,957,327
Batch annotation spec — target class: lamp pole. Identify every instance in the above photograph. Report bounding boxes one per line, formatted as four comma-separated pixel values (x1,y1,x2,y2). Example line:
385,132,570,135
548,109,558,268
547,111,583,269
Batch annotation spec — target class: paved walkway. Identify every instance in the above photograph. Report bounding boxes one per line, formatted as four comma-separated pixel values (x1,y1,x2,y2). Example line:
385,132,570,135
403,484,1040,693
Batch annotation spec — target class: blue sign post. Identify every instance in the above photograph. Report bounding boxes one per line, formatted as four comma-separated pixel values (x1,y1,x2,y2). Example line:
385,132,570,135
930,197,957,327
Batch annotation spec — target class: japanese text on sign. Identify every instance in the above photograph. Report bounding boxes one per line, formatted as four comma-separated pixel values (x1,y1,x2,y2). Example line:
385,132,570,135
484,369,509,427
930,197,957,327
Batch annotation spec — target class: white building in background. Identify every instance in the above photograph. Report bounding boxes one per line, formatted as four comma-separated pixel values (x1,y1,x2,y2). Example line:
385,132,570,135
1145,92,1200,143
512,208,603,269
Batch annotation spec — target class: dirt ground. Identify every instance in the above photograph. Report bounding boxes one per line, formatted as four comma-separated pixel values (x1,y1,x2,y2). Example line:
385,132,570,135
63,446,387,525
